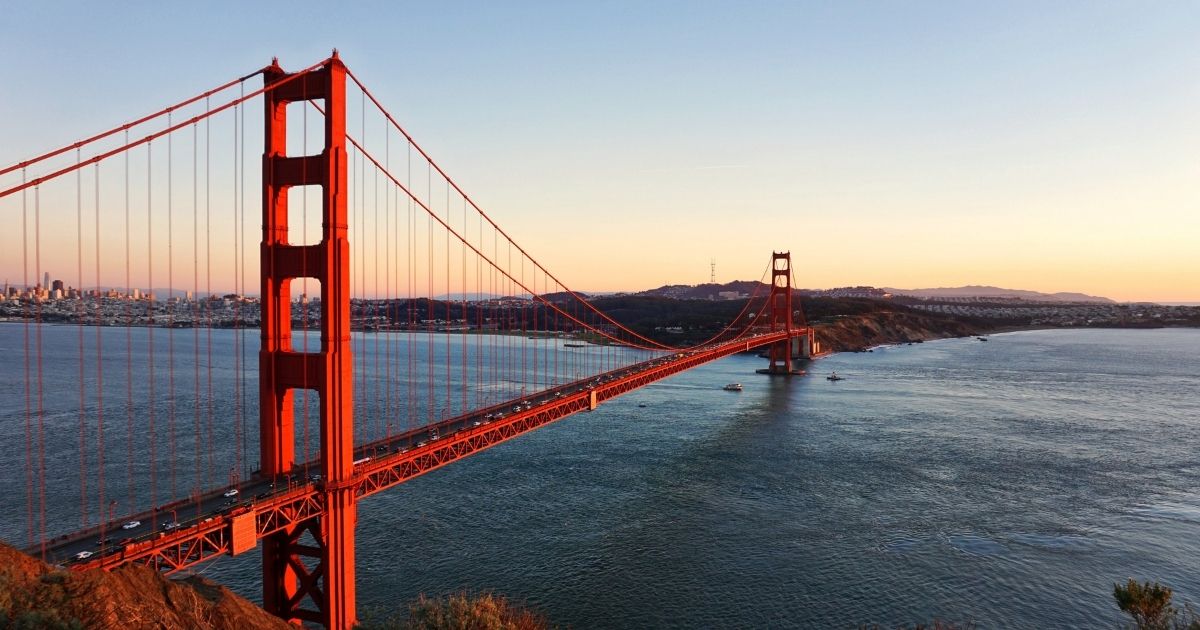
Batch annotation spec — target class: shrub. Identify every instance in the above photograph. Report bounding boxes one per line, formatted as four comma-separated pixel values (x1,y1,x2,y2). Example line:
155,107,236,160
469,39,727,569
1113,579,1200,630
356,592,549,630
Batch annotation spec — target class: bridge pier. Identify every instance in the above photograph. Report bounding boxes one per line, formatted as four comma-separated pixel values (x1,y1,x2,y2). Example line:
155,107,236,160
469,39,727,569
756,331,812,375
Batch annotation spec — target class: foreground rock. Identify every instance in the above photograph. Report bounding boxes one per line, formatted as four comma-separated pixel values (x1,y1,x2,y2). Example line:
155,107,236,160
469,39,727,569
0,542,289,630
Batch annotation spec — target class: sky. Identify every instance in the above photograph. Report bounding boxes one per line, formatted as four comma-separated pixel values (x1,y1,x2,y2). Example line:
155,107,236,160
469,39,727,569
1,1,1198,302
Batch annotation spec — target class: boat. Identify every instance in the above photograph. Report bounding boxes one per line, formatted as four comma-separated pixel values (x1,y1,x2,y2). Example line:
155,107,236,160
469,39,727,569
826,372,844,381
977,336,988,342
563,343,588,348
723,383,743,391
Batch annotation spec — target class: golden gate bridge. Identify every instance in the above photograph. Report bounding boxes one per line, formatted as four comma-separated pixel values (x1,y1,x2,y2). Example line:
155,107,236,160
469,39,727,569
0,52,812,629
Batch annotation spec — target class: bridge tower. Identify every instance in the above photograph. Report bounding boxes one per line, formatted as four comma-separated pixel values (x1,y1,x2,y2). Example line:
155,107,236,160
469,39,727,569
259,53,356,629
761,251,806,375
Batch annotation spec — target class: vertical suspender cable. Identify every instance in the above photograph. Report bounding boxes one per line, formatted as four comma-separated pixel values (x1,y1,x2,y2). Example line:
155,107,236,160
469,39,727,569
205,101,214,491
77,149,88,527
427,164,433,424
192,120,201,514
476,212,483,410
147,140,157,526
461,196,468,415
374,125,382,443
95,163,106,537
239,86,249,480
231,98,242,487
125,131,134,518
168,113,177,504
407,140,414,443
359,92,368,441
384,118,392,439
22,171,33,549
445,182,451,418
35,185,47,556
521,254,527,397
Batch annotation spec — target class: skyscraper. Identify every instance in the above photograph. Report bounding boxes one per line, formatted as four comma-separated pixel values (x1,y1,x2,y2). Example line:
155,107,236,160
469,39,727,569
43,271,50,289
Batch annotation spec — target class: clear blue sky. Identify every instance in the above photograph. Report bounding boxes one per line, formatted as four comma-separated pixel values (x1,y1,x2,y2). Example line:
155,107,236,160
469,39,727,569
3,1,1198,300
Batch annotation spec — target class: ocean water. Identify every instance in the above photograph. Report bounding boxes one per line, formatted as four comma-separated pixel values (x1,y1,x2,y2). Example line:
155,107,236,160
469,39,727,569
3,326,1199,628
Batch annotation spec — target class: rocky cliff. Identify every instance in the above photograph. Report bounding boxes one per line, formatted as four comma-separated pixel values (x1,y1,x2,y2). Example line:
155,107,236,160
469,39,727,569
0,543,289,630
812,310,985,353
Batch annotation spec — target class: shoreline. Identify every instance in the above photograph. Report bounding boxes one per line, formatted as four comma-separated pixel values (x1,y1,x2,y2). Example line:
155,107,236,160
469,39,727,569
810,317,1199,356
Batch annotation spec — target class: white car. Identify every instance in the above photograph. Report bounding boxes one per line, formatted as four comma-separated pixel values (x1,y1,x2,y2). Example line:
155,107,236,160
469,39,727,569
73,550,93,560
161,521,180,531
121,520,140,530
223,488,239,498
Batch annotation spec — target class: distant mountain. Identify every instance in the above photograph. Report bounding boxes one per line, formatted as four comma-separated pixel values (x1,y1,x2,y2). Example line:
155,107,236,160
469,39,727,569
884,285,1114,303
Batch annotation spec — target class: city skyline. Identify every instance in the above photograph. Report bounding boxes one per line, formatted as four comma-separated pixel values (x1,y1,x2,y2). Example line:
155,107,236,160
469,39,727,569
2,2,1197,302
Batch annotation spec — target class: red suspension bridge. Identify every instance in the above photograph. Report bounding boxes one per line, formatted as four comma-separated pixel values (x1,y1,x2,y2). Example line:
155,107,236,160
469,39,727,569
0,53,813,629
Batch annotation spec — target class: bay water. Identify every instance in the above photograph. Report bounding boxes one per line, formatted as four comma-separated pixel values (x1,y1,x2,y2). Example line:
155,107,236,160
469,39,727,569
2,325,1198,627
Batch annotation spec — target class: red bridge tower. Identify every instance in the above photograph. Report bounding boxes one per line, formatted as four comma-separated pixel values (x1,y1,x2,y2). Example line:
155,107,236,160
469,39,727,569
259,53,356,628
760,251,809,375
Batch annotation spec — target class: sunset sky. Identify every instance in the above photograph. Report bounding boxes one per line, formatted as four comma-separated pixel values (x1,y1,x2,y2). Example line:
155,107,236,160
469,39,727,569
2,2,1197,302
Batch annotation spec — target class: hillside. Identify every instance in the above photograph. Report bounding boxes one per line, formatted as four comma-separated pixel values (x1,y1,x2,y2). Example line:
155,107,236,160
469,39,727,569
580,294,990,350
883,285,1114,303
812,310,985,352
0,543,289,630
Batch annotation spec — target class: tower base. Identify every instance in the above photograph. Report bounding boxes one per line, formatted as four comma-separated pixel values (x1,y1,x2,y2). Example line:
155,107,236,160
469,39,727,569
756,367,806,376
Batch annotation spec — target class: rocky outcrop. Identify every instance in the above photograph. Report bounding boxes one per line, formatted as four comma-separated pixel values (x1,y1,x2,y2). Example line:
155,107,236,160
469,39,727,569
0,542,290,630
812,310,985,353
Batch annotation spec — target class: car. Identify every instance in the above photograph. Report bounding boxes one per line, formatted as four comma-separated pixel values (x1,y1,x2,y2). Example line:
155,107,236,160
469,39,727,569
74,550,94,560
472,421,481,427
95,538,110,547
161,521,180,531
121,520,141,530
223,488,239,498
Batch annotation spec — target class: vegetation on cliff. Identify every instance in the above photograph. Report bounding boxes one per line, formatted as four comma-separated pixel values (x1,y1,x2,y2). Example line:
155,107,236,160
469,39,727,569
0,543,290,630
355,592,548,630
1113,579,1200,630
